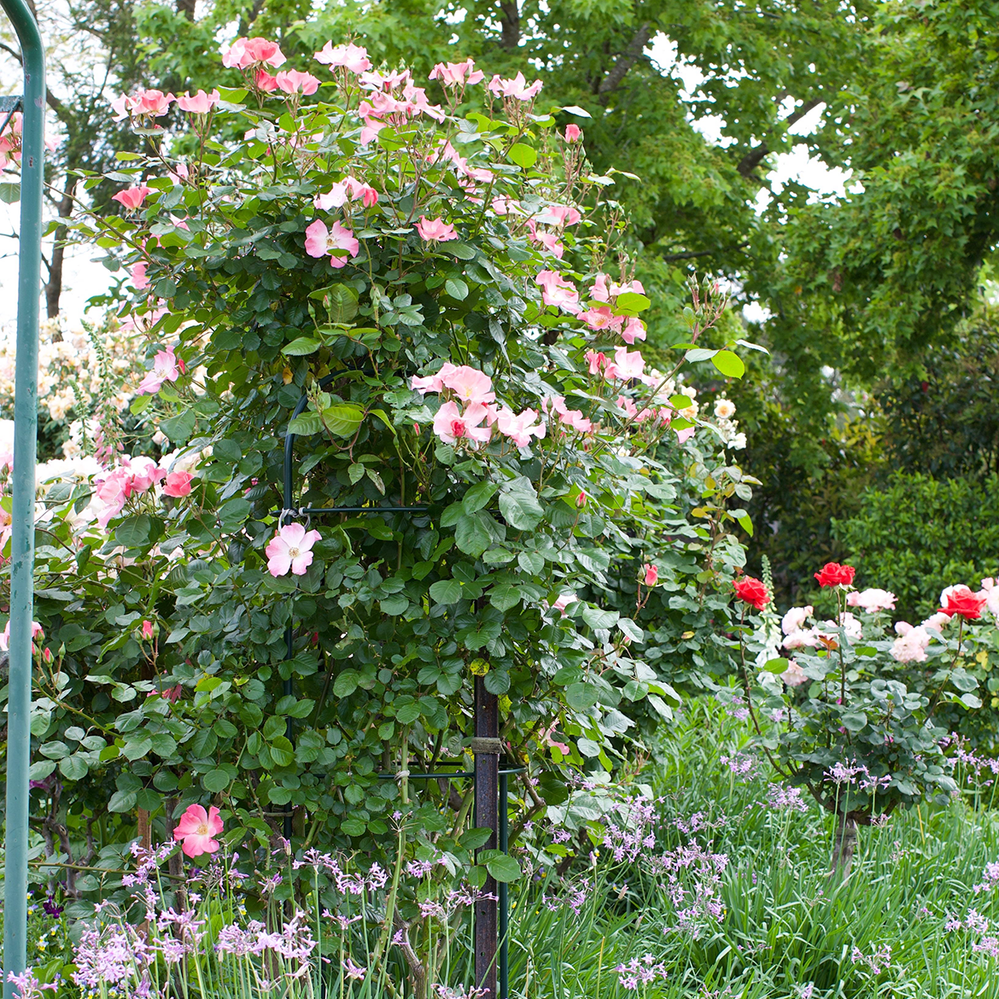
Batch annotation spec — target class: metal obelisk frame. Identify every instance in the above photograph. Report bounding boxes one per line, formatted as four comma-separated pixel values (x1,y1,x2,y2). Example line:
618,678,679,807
0,1,44,996
282,394,515,996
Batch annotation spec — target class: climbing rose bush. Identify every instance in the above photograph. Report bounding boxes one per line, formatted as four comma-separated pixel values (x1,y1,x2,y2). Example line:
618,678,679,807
15,39,757,884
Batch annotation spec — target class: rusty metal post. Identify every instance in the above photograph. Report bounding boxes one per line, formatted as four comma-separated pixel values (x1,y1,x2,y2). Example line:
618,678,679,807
473,677,500,998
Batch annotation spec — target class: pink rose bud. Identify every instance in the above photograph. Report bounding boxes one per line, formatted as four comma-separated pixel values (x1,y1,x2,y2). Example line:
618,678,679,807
565,124,582,142
141,620,155,640
643,563,658,587
42,647,53,664
575,490,587,508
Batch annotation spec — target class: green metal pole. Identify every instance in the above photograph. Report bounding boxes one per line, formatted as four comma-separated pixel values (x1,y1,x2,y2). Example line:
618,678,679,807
0,1,44,995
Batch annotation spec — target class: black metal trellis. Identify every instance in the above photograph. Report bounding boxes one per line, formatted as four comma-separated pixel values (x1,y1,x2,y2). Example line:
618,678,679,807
280,380,517,998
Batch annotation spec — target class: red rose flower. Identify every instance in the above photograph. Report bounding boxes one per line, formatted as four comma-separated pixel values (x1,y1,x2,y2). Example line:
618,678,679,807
939,586,986,621
813,562,856,588
733,576,770,610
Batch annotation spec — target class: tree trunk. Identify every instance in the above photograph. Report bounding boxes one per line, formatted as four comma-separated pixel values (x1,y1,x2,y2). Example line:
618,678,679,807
44,181,75,319
829,811,858,878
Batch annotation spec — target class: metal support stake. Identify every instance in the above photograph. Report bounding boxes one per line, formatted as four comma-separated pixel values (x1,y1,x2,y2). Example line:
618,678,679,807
0,1,44,995
499,770,509,999
473,678,499,998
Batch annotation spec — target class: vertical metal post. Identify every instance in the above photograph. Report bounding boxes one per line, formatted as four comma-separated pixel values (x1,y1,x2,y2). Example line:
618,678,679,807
473,678,499,998
1,2,44,996
499,770,509,999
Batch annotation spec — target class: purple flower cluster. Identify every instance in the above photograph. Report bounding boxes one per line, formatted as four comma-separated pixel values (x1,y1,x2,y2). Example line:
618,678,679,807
649,843,729,937
614,954,668,991
765,783,808,812
720,752,759,780
542,878,590,915
825,760,892,791
974,861,999,895
600,795,658,861
293,848,388,894
850,943,892,974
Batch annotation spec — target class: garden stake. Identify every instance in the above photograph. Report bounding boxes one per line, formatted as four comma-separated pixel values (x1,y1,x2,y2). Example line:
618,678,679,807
473,677,500,999
283,383,517,996
0,2,44,995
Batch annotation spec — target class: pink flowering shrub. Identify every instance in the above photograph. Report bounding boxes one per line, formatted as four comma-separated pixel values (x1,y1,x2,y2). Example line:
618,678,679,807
19,39,757,907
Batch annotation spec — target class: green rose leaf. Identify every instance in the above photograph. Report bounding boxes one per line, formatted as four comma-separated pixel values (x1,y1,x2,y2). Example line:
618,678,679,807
499,475,544,531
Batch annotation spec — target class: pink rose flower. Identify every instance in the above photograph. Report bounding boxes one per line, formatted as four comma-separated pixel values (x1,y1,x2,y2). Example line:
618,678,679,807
112,186,155,211
410,362,459,395
535,270,580,313
553,593,577,615
315,177,378,209
847,588,897,613
314,41,371,72
255,70,279,92
486,72,543,100
130,261,149,290
0,619,43,652
431,400,493,445
173,804,224,858
621,317,647,344
177,89,221,113
138,345,182,395
565,124,582,142
141,620,155,640
781,660,808,687
304,219,360,268
537,204,582,228
266,522,322,577
135,89,175,116
605,346,646,381
891,626,931,663
415,216,458,242
222,36,286,69
495,407,545,448
275,70,321,95
643,563,658,587
162,471,193,497
429,59,485,87
440,365,495,406
781,605,813,635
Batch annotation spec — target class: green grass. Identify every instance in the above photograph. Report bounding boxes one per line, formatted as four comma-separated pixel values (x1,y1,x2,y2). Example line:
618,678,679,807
504,697,999,998
9,696,999,998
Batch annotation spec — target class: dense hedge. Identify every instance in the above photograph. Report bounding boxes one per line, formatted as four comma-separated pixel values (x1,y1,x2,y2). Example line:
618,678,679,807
834,471,999,619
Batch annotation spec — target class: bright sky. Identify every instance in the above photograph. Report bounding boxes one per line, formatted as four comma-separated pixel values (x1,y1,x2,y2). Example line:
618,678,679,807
0,30,855,335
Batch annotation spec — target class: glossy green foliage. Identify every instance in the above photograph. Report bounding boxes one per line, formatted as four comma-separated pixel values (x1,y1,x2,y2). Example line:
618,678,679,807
834,471,999,619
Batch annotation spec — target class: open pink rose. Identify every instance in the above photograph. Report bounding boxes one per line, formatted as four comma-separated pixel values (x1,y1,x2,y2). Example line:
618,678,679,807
415,216,457,242
112,186,155,211
177,89,220,113
486,72,543,100
266,522,322,576
275,70,321,95
138,345,182,395
429,59,484,87
304,219,360,267
222,36,286,69
440,365,495,405
315,41,371,72
432,400,493,445
173,804,224,858
535,270,580,313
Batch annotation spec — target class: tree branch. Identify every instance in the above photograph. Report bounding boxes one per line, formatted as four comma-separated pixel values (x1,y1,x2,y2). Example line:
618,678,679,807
736,97,823,179
597,22,653,106
660,242,749,263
